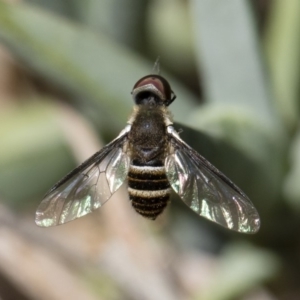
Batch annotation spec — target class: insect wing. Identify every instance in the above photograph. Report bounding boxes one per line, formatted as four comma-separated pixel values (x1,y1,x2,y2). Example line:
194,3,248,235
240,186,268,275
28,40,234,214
36,138,130,227
165,130,260,233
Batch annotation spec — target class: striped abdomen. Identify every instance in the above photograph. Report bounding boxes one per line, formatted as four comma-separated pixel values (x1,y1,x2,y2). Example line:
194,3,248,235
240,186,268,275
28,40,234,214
128,163,171,220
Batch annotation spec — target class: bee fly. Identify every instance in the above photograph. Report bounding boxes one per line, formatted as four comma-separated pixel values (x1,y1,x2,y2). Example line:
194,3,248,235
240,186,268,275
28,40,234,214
36,74,260,233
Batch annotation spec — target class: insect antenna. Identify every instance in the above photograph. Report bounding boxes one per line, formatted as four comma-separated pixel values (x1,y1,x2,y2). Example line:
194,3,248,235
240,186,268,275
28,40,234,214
152,56,161,75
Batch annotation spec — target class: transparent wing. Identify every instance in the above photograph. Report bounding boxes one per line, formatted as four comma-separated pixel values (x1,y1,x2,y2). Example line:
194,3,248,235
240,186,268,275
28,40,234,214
165,128,260,233
36,131,130,227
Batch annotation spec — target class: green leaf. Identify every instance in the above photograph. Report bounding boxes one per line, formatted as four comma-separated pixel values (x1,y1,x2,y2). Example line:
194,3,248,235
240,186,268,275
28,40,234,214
190,0,275,125
284,126,300,210
265,0,300,131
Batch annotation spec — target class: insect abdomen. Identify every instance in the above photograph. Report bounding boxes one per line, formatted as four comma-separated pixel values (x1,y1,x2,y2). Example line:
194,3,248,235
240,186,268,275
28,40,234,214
128,164,171,220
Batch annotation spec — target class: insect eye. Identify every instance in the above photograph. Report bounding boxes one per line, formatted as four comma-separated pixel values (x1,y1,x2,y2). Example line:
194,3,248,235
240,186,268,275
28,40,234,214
132,75,174,106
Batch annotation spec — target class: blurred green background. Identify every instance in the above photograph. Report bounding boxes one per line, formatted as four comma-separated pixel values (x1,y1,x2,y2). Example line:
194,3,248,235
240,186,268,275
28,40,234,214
0,0,299,299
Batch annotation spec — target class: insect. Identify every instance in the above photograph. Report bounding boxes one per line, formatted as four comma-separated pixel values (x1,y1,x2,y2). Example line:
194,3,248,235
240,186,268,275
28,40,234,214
35,74,260,233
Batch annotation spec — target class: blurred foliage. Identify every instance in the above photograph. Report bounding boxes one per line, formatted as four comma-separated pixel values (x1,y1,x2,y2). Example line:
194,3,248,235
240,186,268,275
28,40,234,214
0,0,300,299
265,0,300,131
195,243,279,300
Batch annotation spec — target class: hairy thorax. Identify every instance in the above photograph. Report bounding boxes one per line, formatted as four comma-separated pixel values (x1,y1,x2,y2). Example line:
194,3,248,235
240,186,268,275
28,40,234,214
128,106,167,165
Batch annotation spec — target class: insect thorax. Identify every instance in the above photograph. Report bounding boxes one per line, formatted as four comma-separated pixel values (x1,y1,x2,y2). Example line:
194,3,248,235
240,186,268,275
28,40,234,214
128,106,168,165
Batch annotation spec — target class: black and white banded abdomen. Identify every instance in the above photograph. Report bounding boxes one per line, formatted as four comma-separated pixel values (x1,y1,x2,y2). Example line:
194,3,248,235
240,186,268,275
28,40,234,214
128,163,171,220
